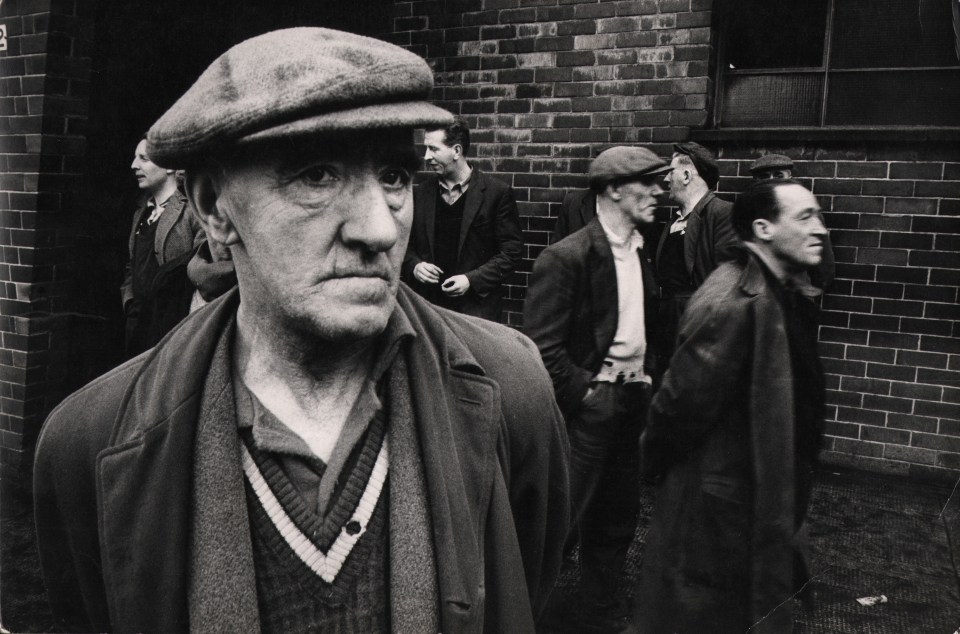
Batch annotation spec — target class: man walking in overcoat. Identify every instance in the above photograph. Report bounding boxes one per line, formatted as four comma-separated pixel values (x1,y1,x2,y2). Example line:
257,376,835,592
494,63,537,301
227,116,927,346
34,28,569,634
633,179,828,633
525,146,668,632
402,118,522,321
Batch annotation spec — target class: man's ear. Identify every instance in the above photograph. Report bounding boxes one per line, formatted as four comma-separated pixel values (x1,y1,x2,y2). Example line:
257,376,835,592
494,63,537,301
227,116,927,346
184,169,240,247
752,217,774,243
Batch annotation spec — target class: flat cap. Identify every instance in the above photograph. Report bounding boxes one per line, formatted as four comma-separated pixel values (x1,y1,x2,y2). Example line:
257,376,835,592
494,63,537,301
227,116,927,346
749,153,794,174
147,28,453,168
588,146,671,188
673,142,719,190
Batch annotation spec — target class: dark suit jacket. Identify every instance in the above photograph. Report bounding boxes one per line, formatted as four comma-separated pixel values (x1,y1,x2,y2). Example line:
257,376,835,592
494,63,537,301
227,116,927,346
655,191,739,290
403,168,522,321
550,189,596,243
524,217,659,416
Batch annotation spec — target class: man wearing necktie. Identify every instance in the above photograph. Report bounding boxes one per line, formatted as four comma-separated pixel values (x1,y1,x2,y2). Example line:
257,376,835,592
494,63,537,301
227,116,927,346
122,138,203,357
656,142,740,365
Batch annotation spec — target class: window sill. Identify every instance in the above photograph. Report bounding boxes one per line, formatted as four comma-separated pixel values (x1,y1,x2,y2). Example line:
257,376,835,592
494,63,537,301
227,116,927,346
690,127,960,143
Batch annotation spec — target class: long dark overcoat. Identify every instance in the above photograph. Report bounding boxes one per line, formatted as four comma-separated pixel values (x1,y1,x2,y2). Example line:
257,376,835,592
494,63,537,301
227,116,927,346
635,253,819,634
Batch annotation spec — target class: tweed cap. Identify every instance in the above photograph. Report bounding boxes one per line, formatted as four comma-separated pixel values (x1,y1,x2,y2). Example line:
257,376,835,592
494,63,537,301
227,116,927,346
588,146,671,188
673,142,719,190
146,28,453,168
749,153,794,174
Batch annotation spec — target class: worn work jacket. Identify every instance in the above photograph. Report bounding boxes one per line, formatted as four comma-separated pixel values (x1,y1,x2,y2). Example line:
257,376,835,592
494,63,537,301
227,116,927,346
34,285,570,633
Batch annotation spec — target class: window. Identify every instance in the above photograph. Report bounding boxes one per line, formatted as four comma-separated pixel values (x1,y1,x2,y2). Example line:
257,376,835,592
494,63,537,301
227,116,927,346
716,0,960,127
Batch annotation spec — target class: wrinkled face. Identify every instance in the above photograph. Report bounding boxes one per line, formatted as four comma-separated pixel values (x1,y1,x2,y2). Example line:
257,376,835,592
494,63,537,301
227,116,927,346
423,129,459,178
765,184,828,271
130,140,171,194
754,167,793,180
662,155,687,200
215,130,419,343
614,177,664,228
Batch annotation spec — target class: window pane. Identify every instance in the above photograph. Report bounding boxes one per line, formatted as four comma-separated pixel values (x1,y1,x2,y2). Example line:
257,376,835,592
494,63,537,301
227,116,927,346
724,0,829,69
721,74,824,127
832,0,960,68
826,69,960,125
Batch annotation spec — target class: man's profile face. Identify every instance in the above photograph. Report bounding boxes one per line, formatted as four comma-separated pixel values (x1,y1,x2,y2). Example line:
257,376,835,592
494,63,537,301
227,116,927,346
764,184,827,272
214,129,419,342
754,168,792,180
662,155,686,201
131,140,170,194
615,177,663,228
423,129,459,179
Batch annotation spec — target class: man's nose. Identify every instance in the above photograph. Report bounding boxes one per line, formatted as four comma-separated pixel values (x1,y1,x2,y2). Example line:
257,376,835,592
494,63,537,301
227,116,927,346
341,178,401,252
652,183,665,196
811,214,828,236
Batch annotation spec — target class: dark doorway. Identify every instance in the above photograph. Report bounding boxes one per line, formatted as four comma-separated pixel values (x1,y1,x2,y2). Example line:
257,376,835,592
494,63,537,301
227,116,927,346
71,0,393,383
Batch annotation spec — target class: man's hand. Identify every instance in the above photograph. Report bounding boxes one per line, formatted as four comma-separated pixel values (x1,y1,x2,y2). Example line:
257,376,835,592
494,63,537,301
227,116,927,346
441,274,470,297
413,262,443,284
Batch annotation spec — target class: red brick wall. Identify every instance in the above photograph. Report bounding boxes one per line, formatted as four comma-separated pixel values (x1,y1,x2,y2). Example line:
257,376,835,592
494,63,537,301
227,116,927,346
0,0,92,492
391,0,960,483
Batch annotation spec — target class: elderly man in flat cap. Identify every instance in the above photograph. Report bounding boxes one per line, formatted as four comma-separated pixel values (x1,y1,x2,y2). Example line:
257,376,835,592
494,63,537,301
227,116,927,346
750,153,836,290
525,146,668,633
658,141,740,362
34,28,569,634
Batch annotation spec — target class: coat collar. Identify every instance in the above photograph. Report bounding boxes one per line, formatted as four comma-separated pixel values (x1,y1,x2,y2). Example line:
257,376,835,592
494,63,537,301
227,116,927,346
98,285,500,630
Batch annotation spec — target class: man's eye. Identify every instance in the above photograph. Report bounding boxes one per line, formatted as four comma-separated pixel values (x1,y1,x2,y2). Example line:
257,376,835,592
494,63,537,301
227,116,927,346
299,166,337,186
381,168,411,188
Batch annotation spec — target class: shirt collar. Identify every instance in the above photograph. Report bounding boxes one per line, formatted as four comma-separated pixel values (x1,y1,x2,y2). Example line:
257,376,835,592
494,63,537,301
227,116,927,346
597,213,644,251
439,165,472,193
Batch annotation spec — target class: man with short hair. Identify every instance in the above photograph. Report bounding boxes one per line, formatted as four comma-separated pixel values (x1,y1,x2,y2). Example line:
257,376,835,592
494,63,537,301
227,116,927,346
633,179,827,634
525,146,668,632
750,153,836,290
123,140,204,356
403,118,522,321
34,28,569,633
657,142,739,360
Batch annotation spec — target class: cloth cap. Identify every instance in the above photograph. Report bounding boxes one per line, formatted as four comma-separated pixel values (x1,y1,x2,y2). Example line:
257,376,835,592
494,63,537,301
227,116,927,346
749,153,794,174
673,142,719,190
588,146,671,188
146,28,453,168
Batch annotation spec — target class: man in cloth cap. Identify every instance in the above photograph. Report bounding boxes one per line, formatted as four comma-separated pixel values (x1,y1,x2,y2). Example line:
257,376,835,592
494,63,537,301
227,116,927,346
657,141,740,361
525,146,667,633
33,28,569,633
749,153,836,290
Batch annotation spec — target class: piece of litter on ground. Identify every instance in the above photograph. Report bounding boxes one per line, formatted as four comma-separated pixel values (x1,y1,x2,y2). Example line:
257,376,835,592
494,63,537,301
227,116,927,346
855,595,888,607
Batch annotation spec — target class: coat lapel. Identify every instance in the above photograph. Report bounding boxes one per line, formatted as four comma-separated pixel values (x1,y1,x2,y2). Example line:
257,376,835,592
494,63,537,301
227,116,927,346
398,288,500,632
584,219,619,359
683,192,713,276
96,291,240,631
417,179,439,259
155,192,187,261
458,170,484,258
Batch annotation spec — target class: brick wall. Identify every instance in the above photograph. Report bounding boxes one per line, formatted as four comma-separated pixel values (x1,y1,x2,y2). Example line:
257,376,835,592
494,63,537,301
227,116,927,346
0,0,92,494
391,0,960,483
711,145,960,483
390,0,714,325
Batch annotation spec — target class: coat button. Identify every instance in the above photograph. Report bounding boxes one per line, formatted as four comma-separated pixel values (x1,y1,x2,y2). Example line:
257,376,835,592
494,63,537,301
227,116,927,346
345,520,362,536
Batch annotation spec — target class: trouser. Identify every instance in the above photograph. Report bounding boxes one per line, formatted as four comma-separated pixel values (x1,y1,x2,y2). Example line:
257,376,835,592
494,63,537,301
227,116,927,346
657,292,692,365
568,380,650,602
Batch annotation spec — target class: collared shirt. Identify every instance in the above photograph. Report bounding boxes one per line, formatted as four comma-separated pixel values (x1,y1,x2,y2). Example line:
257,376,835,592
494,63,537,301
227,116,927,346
668,206,693,234
438,167,472,205
596,214,648,383
145,195,172,225
233,307,416,517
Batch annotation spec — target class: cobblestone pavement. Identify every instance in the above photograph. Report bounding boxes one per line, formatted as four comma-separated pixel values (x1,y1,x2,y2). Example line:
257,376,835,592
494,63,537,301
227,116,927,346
3,469,960,632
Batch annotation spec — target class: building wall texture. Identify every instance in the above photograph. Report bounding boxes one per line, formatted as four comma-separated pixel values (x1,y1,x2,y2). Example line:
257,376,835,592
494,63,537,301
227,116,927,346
0,0,957,487
389,0,960,484
0,0,93,493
